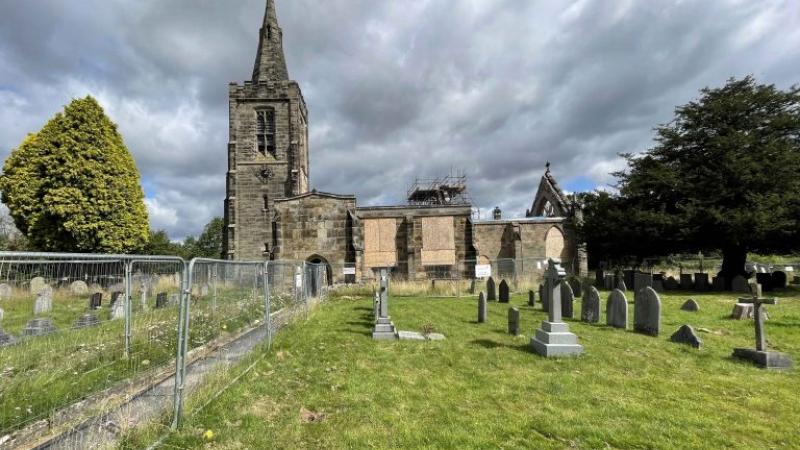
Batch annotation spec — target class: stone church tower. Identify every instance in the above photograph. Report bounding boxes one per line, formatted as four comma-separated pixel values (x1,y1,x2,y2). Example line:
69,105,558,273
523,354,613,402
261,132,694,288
223,0,310,260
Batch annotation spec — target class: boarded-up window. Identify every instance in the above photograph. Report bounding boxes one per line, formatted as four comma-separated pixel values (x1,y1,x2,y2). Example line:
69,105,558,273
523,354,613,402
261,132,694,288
545,226,566,261
364,219,397,268
422,216,455,266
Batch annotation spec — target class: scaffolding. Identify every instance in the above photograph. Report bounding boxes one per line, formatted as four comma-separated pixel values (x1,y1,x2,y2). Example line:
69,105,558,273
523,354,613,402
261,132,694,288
407,172,472,206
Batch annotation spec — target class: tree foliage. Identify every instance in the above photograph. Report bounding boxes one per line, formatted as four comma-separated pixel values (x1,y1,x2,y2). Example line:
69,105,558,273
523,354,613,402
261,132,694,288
579,77,800,276
143,217,224,259
0,96,150,253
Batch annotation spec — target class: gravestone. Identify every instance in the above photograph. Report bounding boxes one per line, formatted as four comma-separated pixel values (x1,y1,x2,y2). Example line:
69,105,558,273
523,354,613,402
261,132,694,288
498,280,510,303
633,287,661,336
595,268,604,288
530,259,583,357
23,318,56,336
606,289,628,329
527,290,535,307
141,285,148,311
694,273,710,291
756,273,773,292
568,278,582,298
670,325,702,349
603,274,615,290
469,279,476,294
0,283,12,300
772,271,787,289
110,291,123,308
486,277,496,301
680,299,700,312
539,283,548,312
664,276,680,291
652,274,664,293
30,277,47,294
561,281,575,319
34,287,53,315
633,272,653,294
73,313,101,329
70,280,89,295
623,270,636,290
0,326,14,347
478,292,487,323
712,276,725,291
155,292,168,309
581,286,601,323
111,294,126,320
732,292,792,369
731,303,754,320
616,279,627,292
679,274,693,290
507,307,520,335
89,292,102,310
372,269,397,340
731,275,749,293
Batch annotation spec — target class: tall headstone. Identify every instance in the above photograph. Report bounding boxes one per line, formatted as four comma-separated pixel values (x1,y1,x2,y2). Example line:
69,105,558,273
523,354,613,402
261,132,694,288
606,289,628,329
679,274,694,290
34,287,53,315
634,287,661,336
30,277,47,294
89,292,102,310
581,286,601,323
561,281,575,319
634,272,653,293
478,292,487,323
70,280,89,296
498,280,510,303
372,269,397,340
507,307,520,335
527,290,535,307
694,273,709,291
772,271,787,289
486,277,496,301
530,259,583,357
0,283,12,300
731,275,749,293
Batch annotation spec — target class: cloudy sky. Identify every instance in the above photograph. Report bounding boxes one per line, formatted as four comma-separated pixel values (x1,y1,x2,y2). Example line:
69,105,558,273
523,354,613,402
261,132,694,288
0,0,798,240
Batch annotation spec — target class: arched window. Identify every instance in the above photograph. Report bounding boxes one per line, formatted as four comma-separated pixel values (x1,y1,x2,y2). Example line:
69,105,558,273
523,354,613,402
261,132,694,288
256,109,275,155
545,226,566,260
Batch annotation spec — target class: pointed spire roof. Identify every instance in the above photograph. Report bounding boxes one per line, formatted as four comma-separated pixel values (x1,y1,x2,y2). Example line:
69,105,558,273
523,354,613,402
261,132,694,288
252,0,289,83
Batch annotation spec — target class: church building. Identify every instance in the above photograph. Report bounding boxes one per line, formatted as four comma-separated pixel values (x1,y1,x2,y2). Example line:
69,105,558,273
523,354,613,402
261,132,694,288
223,0,587,283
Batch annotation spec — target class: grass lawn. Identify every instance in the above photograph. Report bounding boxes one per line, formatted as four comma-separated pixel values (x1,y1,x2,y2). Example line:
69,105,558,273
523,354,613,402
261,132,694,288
131,288,799,449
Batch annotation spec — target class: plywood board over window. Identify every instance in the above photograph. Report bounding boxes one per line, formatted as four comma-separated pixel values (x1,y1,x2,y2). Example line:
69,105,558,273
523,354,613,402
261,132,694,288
422,216,455,266
364,218,397,268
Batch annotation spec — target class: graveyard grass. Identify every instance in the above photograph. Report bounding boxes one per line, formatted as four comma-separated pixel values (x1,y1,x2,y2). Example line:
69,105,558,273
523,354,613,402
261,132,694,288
127,289,800,449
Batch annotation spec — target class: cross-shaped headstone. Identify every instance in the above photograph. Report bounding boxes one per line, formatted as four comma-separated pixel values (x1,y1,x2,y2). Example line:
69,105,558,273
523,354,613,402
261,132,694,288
544,259,566,323
738,283,776,352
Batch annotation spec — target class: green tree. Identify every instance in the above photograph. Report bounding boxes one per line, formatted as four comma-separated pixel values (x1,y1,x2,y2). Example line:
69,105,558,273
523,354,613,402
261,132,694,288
194,217,224,258
143,230,183,256
587,77,800,278
0,96,150,253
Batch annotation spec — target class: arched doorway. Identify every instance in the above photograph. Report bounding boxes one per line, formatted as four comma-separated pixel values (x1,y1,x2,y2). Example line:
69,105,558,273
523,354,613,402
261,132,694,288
306,255,333,298
544,226,567,261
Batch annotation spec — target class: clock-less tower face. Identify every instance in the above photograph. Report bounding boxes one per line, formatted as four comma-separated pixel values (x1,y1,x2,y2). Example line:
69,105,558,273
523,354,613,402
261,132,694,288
223,0,310,260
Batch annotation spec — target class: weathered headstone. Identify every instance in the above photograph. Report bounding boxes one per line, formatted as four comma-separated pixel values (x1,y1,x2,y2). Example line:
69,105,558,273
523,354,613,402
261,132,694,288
34,287,53,315
581,286,601,323
561,281,575,319
111,294,126,320
603,274,615,290
530,259,583,357
606,289,628,329
712,276,725,291
595,268,604,288
756,273,773,292
664,276,680,291
616,279,627,292
486,277,496,301
731,303,754,320
110,291,123,308
731,275,749,293
623,270,635,290
498,280,510,303
539,283,548,312
89,292,102,310
568,278,582,298
478,292,487,323
70,280,89,295
634,287,661,336
507,307,520,335
0,283,12,300
732,292,792,369
73,313,101,329
772,271,787,289
670,325,702,348
633,272,653,294
372,269,397,340
527,290,535,307
694,273,710,291
155,292,168,309
679,274,693,290
23,318,56,336
652,274,664,293
30,277,47,294
680,299,700,312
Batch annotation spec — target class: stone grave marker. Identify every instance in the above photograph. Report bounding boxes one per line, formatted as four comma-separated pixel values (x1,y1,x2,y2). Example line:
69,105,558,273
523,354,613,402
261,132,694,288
603,274,615,290
731,275,749,293
616,279,627,292
140,285,149,311
372,269,397,340
539,283,547,312
633,272,653,294
732,291,792,369
469,279,476,294
30,277,47,294
155,292,168,309
507,307,520,335
34,287,53,315
680,299,699,312
70,280,89,295
0,283,12,300
664,276,680,291
679,274,694,290
634,287,661,336
89,292,102,310
581,286,601,323
110,291,123,308
23,318,56,336
568,278,582,298
486,277,496,301
111,294,126,320
755,273,773,291
694,273,710,291
498,280,510,303
561,281,575,319
652,274,664,293
606,289,628,329
530,259,583,357
772,271,787,289
73,313,101,329
712,276,725,291
670,325,702,348
0,308,14,346
595,268,605,288
731,303,754,320
478,292,487,323
527,290,535,307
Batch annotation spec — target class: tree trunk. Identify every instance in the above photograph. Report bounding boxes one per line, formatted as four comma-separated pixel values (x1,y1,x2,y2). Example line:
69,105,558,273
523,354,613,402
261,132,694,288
719,245,748,286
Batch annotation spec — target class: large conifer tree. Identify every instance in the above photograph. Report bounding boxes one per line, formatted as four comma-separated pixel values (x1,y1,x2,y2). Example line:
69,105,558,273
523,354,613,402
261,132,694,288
0,96,150,253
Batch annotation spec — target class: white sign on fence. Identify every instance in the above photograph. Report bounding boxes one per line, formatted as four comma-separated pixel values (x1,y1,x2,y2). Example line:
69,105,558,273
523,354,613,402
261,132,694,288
785,266,794,272
475,264,492,278
343,267,356,275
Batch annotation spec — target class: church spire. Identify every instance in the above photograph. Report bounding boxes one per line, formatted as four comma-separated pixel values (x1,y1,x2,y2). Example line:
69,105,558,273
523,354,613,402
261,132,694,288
252,0,289,82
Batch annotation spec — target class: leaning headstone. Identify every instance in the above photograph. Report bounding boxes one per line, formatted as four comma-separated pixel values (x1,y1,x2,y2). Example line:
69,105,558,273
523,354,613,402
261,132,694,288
34,287,53,315
731,276,749,293
616,279,627,292
664,276,680,291
679,274,693,290
694,273,710,291
581,286,601,323
527,290,535,307
70,280,89,296
670,325,702,349
680,299,700,312
756,273,773,292
606,289,628,329
772,271,787,289
0,283,12,300
498,280,510,303
633,272,653,293
568,278,582,298
89,292,102,310
507,307,520,335
486,277,496,301
23,318,56,336
155,292,168,309
30,277,47,294
530,259,583,357
73,313,101,329
477,292,487,323
731,303,754,320
634,287,661,336
712,276,725,291
561,281,575,319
